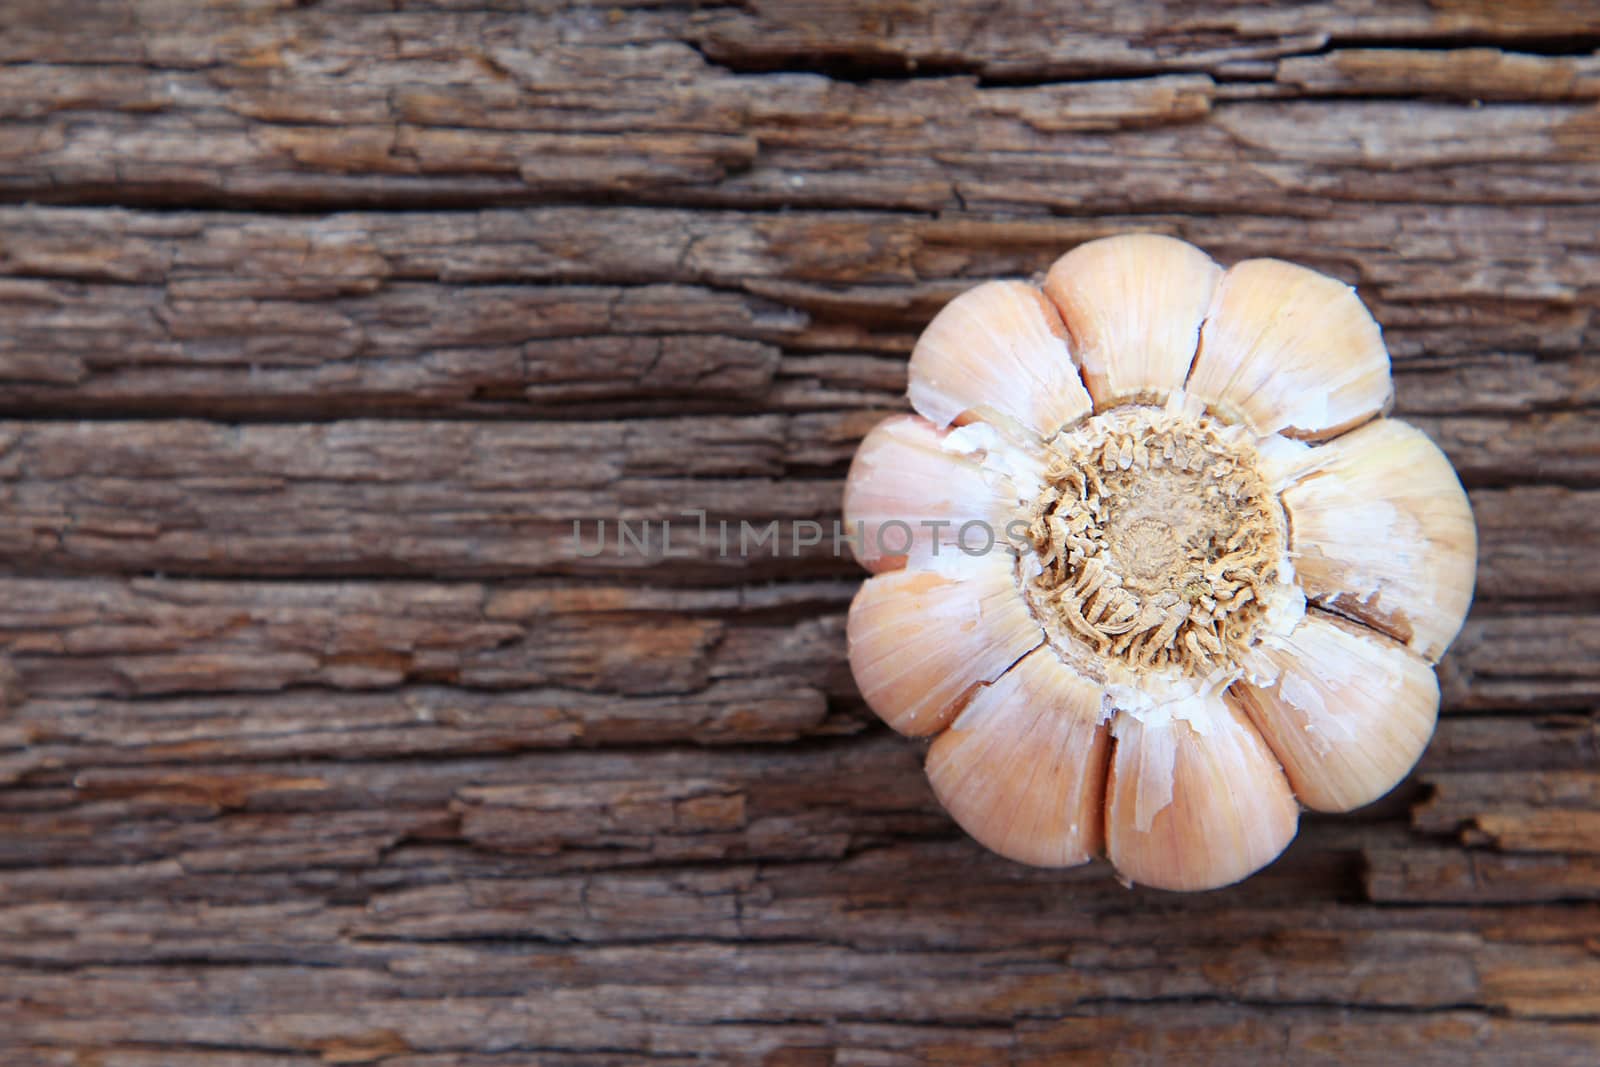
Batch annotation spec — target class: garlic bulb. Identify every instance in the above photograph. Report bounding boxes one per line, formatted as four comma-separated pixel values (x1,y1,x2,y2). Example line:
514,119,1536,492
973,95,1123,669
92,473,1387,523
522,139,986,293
844,234,1477,892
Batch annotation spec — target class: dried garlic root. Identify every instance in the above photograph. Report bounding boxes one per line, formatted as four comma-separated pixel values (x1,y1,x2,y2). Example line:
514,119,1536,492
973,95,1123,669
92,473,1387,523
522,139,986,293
844,234,1476,892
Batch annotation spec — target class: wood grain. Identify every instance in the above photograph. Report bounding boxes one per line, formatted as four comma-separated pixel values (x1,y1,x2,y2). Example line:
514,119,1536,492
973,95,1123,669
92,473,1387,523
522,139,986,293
1,1,1598,1063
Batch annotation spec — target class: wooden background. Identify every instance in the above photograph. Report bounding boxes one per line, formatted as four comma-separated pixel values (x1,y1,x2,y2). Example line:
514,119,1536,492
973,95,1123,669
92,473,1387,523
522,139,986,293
1,1,1598,1063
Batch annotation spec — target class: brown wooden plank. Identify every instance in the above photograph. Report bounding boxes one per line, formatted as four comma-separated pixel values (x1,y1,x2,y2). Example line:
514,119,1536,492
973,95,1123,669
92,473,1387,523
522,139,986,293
1,7,1599,211
2,205,1595,424
690,2,1600,78
0,418,1592,582
3,2,1599,1062
1278,48,1600,100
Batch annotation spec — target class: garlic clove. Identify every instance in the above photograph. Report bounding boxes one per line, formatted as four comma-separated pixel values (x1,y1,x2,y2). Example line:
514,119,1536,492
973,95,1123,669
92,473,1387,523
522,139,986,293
1105,694,1298,891
1231,612,1438,813
1042,233,1222,406
1277,418,1476,662
1187,259,1392,441
847,553,1044,736
842,414,1033,573
907,279,1093,442
926,646,1111,866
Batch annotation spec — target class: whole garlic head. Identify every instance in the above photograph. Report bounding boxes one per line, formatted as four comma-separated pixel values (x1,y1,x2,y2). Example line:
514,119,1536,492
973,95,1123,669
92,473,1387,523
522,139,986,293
843,234,1476,892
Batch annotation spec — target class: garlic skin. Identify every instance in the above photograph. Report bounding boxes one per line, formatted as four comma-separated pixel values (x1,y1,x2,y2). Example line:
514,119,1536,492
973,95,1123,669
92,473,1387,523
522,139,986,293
1232,613,1439,814
842,415,1032,573
844,234,1477,891
1106,694,1298,893
1043,234,1221,406
1275,418,1476,663
1187,259,1393,441
927,647,1110,867
847,553,1045,737
908,280,1093,441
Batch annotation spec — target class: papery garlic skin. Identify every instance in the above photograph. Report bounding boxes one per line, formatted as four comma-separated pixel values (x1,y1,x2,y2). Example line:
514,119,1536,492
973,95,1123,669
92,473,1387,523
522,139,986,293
1232,613,1439,813
1276,419,1476,663
843,234,1477,892
1044,234,1221,406
1187,259,1394,441
847,553,1044,737
927,647,1110,867
842,415,1034,573
909,280,1093,441
1106,692,1299,893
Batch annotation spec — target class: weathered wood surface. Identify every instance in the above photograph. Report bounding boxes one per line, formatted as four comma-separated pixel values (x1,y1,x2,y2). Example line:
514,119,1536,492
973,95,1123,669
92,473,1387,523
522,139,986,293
1,1,1598,1063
